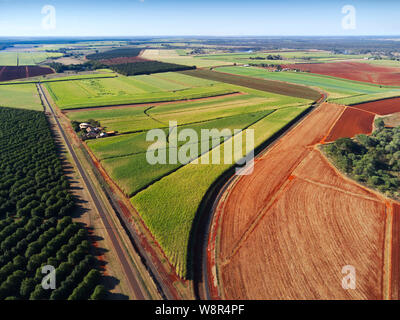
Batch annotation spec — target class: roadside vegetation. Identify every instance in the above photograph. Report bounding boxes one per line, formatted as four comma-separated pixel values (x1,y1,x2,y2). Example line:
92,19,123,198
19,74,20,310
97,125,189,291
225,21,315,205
323,119,400,199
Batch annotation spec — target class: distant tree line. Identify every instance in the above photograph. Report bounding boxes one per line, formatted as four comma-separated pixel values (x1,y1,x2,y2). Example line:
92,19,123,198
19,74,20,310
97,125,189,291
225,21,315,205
86,48,142,61
323,119,400,199
0,107,107,300
249,54,282,60
49,61,106,73
109,61,195,76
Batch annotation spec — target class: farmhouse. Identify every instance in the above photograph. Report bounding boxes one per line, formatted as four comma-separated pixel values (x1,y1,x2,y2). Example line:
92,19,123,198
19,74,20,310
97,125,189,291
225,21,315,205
79,122,90,129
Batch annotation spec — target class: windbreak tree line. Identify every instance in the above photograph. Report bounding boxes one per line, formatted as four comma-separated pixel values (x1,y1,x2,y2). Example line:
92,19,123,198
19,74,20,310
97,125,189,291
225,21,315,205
86,48,142,60
109,61,195,76
323,119,400,199
0,107,107,300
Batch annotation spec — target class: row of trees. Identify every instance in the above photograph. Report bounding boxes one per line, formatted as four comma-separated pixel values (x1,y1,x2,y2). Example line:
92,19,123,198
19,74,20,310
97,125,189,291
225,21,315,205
109,61,195,76
49,61,106,73
0,107,107,300
324,119,400,199
86,48,142,61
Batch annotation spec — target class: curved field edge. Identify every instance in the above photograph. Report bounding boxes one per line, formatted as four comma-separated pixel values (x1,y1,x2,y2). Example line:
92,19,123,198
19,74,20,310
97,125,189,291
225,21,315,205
130,105,310,278
212,102,392,299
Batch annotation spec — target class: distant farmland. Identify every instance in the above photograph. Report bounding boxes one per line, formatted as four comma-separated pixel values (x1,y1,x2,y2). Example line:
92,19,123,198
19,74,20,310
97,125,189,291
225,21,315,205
215,66,399,102
0,51,63,66
283,62,400,86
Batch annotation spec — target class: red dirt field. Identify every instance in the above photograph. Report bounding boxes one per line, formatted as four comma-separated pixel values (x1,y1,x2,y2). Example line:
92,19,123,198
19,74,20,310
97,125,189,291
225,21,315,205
351,97,400,116
212,102,398,300
324,107,375,142
99,56,149,65
282,62,400,86
0,65,54,81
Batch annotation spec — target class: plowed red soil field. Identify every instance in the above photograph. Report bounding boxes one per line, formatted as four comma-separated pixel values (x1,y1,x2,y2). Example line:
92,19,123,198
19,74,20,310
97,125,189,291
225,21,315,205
324,107,375,142
213,102,399,299
351,97,400,115
0,66,54,81
282,62,400,86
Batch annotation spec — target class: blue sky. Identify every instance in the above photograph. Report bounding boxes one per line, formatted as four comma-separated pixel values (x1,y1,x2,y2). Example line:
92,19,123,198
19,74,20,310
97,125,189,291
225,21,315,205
0,0,399,37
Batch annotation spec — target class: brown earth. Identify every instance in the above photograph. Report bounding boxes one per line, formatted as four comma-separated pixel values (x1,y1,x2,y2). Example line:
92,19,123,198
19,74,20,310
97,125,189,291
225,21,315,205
351,97,400,115
213,102,398,299
324,107,375,142
282,62,400,86
0,65,54,81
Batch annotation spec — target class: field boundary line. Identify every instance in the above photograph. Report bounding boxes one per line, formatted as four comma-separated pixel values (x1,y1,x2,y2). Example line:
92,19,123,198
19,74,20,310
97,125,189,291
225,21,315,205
294,176,384,203
383,202,394,300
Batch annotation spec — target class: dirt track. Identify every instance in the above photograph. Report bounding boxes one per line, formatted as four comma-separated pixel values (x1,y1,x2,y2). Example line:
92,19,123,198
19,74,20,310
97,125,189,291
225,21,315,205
212,102,400,299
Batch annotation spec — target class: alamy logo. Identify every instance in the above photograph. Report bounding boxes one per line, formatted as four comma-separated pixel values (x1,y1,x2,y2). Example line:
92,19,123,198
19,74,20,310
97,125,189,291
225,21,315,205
146,121,254,175
341,5,356,30
341,265,356,290
41,265,56,290
41,5,56,31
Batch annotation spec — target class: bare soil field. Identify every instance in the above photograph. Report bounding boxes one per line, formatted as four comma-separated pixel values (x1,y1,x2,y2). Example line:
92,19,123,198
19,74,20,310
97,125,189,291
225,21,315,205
383,112,400,127
180,69,322,101
325,107,375,142
213,102,397,299
0,65,54,81
352,97,400,115
283,62,400,86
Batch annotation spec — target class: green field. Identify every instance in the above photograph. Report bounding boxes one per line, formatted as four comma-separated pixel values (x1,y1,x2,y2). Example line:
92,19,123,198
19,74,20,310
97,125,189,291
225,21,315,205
141,49,233,68
45,72,237,109
329,91,400,105
131,105,309,277
215,66,398,100
0,83,42,110
68,86,310,133
0,51,63,65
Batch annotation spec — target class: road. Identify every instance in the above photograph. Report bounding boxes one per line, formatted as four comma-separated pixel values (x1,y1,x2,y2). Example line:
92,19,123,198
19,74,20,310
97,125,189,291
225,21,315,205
197,91,328,300
36,83,147,300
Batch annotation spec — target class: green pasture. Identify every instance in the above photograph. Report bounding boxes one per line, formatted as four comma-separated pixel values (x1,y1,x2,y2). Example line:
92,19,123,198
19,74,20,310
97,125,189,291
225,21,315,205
0,84,42,110
45,75,236,109
0,52,63,65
